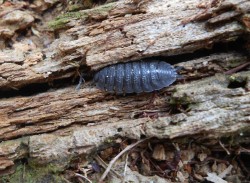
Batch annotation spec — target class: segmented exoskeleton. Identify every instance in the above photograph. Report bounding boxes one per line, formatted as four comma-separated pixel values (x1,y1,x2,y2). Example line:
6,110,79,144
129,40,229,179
93,61,181,94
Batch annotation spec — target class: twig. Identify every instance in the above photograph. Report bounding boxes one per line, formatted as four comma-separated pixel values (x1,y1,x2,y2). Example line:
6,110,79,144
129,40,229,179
236,156,250,179
75,173,92,183
238,146,250,153
75,71,85,91
224,62,250,75
61,176,73,183
218,165,233,178
204,157,229,165
148,157,165,175
77,177,85,183
22,162,26,183
95,155,121,178
219,140,230,155
172,142,180,151
122,153,129,183
99,137,150,182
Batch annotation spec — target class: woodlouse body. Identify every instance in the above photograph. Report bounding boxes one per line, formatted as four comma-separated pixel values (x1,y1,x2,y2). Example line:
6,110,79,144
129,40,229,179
93,61,179,94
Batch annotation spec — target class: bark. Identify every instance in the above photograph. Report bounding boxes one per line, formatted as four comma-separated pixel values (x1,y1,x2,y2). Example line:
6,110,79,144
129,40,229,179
0,0,249,182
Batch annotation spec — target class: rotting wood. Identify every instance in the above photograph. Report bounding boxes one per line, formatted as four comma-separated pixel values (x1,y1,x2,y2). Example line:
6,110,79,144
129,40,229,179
0,71,249,176
0,0,249,181
0,52,248,140
0,0,249,90
0,54,249,173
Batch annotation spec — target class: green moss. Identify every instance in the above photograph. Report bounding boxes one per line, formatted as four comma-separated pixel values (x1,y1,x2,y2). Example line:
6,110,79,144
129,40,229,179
169,94,192,105
47,18,71,30
56,11,86,20
168,94,193,114
67,4,85,12
89,2,116,16
48,2,116,30
67,0,94,11
227,75,248,89
1,163,66,183
104,137,115,144
0,137,28,147
222,59,247,69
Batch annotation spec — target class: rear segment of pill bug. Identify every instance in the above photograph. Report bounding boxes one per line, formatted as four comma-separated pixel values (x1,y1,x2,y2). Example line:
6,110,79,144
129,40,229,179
93,61,179,94
156,61,178,87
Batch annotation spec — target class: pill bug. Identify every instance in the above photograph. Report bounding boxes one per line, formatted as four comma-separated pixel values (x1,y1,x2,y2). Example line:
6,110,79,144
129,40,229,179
93,61,181,94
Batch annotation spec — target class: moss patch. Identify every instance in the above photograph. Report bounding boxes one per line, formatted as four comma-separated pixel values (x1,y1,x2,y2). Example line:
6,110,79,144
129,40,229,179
48,2,116,30
168,94,193,114
227,75,248,89
1,162,65,183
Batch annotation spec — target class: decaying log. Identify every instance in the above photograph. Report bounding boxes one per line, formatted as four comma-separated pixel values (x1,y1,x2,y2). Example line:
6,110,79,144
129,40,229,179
0,0,249,182
0,0,249,89
0,52,249,140
0,53,249,180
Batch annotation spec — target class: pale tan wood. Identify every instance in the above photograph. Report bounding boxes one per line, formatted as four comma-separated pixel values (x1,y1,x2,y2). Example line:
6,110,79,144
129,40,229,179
0,53,249,172
0,0,249,181
0,0,249,89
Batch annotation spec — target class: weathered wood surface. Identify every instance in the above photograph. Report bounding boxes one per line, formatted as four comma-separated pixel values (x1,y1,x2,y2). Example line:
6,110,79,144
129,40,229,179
0,0,249,181
0,52,248,140
0,52,249,173
0,0,249,89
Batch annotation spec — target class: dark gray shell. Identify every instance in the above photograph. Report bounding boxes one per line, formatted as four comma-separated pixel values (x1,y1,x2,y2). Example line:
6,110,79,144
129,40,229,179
93,61,179,94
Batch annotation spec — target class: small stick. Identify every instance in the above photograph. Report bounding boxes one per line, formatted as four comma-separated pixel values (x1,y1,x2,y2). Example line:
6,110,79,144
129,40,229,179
75,173,92,183
122,153,129,183
224,62,250,75
236,156,250,178
238,146,250,153
95,155,121,178
219,140,230,155
61,176,73,183
99,138,150,182
218,165,233,178
75,72,85,91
